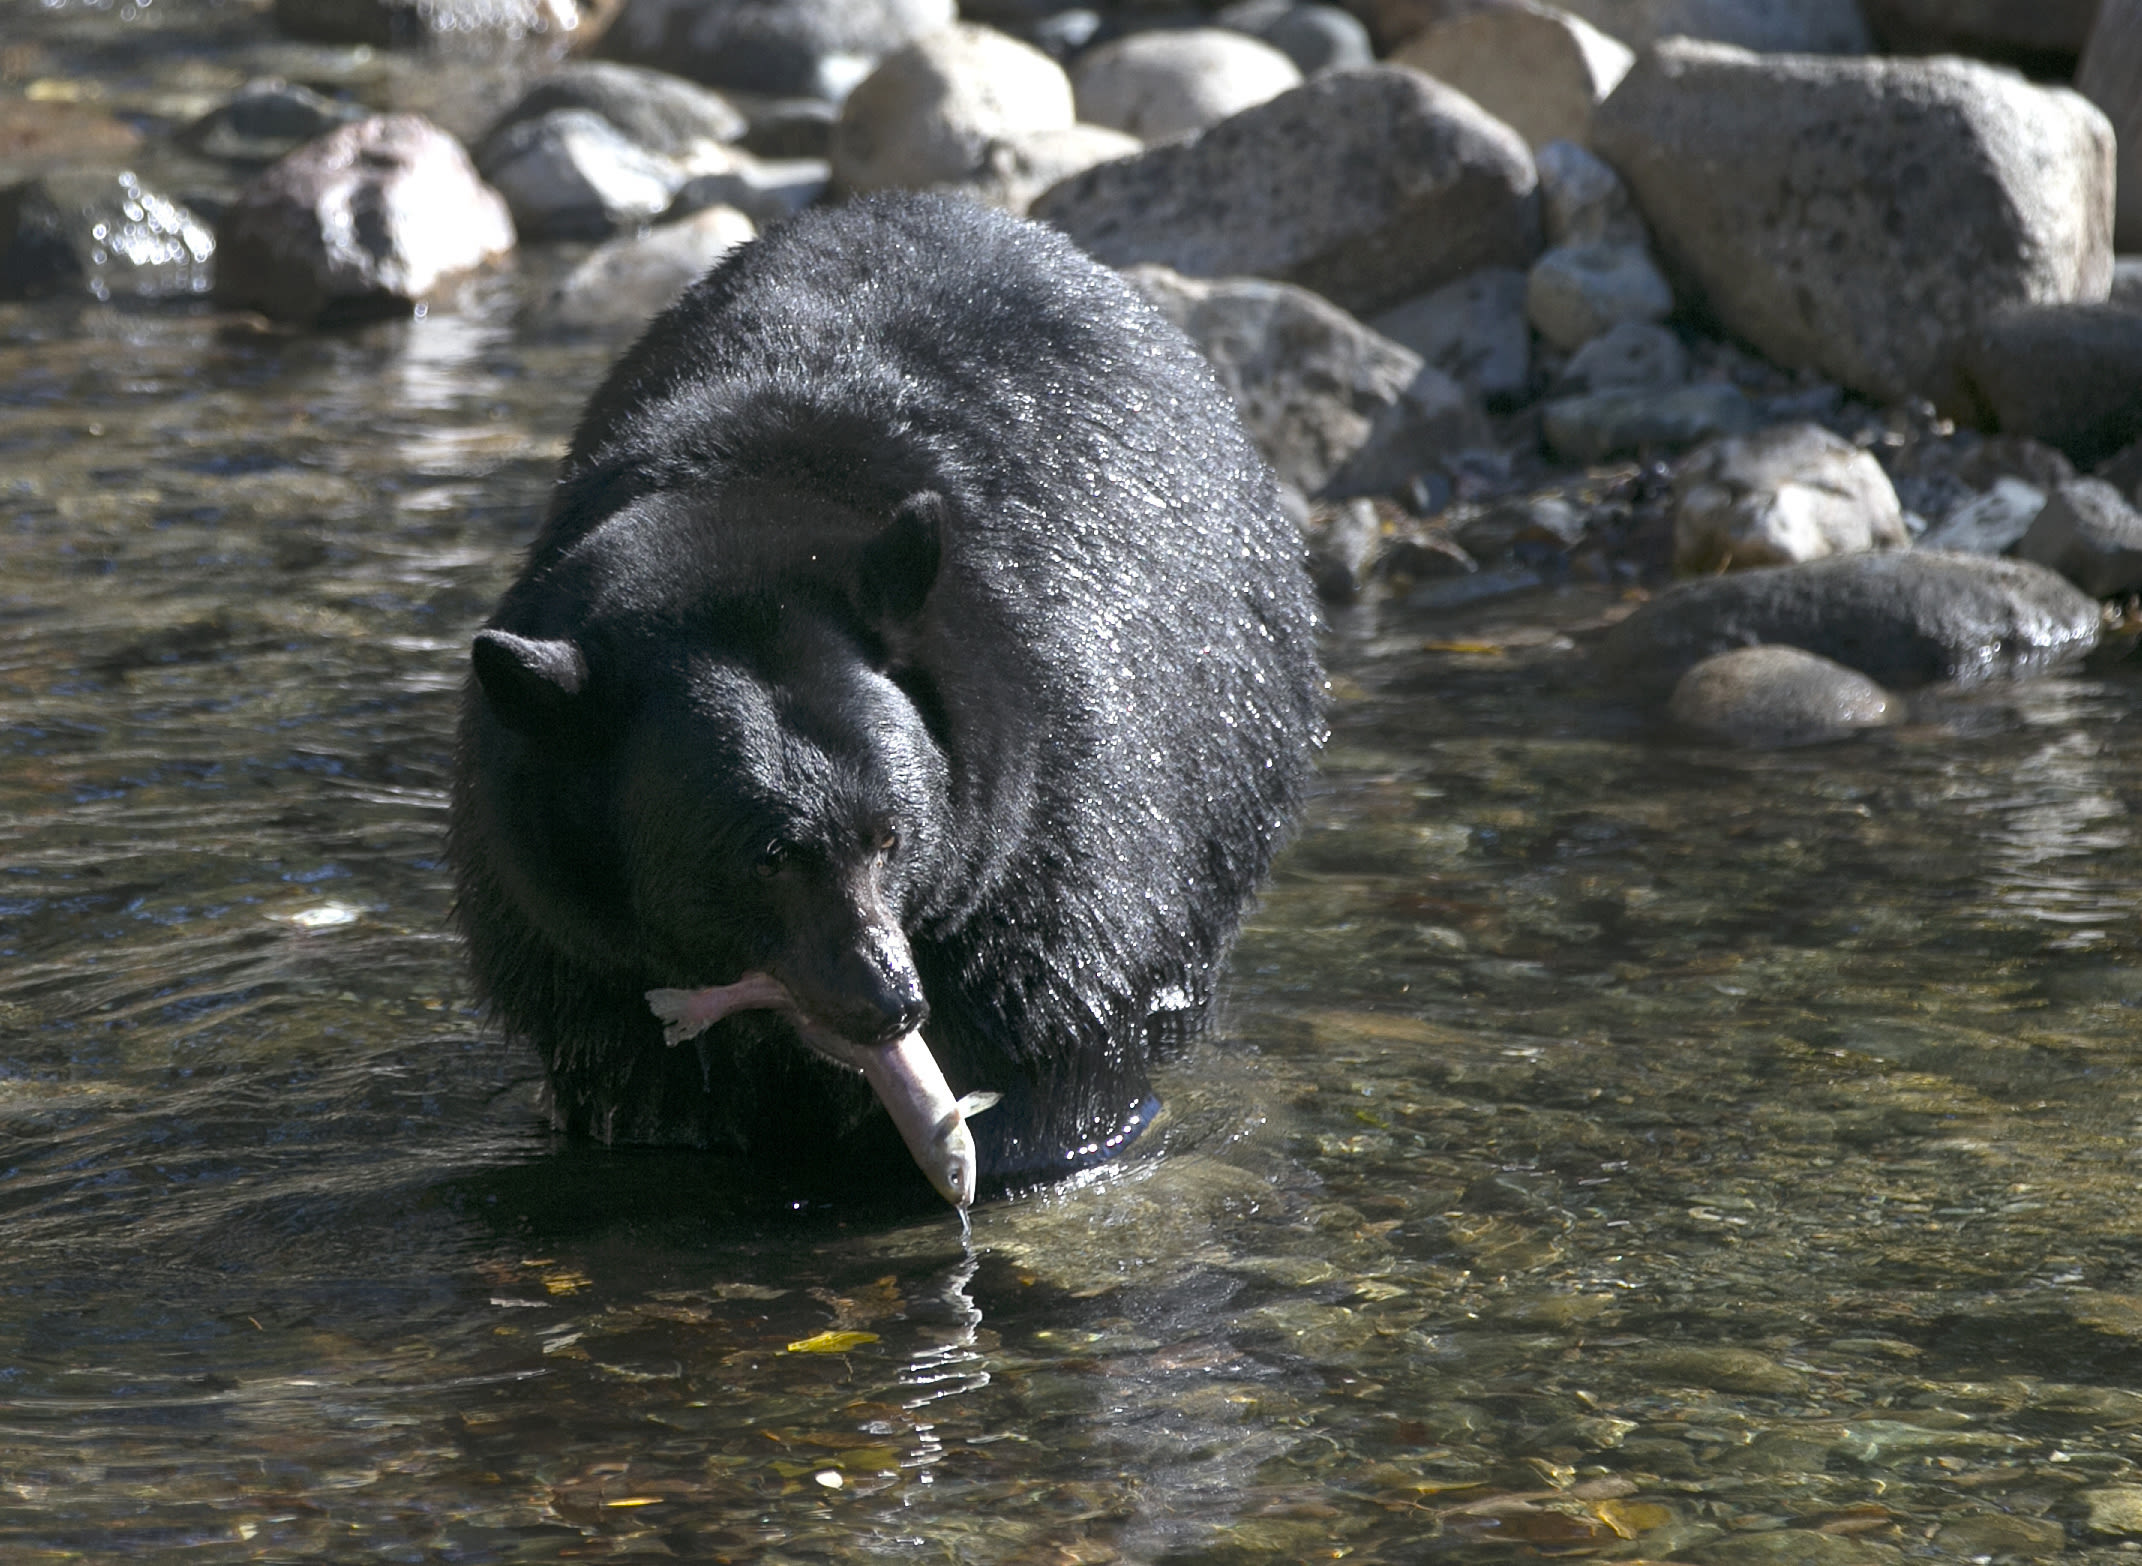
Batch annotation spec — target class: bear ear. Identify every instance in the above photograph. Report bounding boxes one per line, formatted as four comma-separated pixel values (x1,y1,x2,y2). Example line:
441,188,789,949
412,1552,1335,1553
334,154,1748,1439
858,491,946,627
471,629,589,733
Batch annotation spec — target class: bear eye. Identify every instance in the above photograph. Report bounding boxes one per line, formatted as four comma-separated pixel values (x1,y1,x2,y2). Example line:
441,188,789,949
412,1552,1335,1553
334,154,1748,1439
753,840,790,879
877,827,899,855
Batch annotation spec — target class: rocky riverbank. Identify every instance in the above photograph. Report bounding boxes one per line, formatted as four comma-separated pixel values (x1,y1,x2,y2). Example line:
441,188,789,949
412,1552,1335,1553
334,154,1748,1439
5,0,2141,748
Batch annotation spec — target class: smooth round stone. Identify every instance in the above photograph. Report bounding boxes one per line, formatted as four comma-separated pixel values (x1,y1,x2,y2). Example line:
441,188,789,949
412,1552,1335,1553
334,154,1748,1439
1072,27,1302,143
832,23,1073,192
1668,644,1897,748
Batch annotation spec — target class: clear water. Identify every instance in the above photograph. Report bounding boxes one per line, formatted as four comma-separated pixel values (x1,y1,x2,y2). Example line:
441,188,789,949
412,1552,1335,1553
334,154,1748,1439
8,7,2142,1561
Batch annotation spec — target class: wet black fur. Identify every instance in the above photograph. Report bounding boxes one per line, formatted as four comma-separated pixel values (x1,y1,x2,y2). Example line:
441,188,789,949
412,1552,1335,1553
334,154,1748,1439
448,194,1324,1196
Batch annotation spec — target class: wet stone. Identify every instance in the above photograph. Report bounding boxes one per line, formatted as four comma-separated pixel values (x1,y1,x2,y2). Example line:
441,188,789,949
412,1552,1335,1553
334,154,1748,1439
214,113,514,324
1599,550,2102,692
2085,1484,2142,1536
1691,1529,1902,1566
1668,646,1897,749
1930,1514,2066,1559
0,170,214,302
1629,1346,1806,1395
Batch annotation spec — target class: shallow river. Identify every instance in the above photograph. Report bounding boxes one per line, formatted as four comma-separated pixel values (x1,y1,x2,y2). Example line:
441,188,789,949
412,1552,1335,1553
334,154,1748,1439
8,7,2142,1563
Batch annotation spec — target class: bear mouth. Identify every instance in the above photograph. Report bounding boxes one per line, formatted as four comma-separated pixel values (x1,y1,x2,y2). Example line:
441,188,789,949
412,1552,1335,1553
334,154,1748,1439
644,975,985,1208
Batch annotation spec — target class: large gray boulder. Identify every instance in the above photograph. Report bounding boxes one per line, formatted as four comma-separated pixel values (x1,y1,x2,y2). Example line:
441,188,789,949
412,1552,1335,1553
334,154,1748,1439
1391,2,1632,149
1598,551,2102,693
1591,41,2115,409
1125,264,1489,498
595,0,956,101
1958,305,2142,469
1033,65,1540,318
214,114,514,324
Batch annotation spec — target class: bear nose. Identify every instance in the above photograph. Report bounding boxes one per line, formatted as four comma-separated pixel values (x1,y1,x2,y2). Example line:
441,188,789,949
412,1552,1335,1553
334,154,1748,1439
866,987,929,1047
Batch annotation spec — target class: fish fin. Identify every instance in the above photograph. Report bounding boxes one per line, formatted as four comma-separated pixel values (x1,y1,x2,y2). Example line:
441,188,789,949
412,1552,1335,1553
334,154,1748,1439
645,987,708,1047
956,1090,1002,1118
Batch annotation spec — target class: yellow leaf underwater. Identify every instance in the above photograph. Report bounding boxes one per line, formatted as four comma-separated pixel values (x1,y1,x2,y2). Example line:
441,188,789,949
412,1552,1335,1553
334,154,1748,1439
783,1330,881,1354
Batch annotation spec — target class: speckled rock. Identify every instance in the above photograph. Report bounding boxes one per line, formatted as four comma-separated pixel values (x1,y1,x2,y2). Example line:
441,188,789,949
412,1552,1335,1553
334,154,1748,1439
213,113,514,324
1535,138,1643,247
1673,423,1909,574
1958,304,2142,469
1591,40,2116,407
1125,263,1489,498
1669,646,1896,748
1562,319,1686,392
543,204,756,331
832,24,1075,195
1391,1,1632,149
1073,28,1302,144
595,0,957,101
1550,0,1870,52
1598,551,2103,693
1542,383,1751,463
1526,240,1672,351
1369,267,1530,406
1033,65,1540,318
2017,478,2142,597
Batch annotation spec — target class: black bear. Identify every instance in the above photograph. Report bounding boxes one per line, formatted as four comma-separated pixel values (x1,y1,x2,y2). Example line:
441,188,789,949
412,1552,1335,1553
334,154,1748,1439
448,193,1323,1204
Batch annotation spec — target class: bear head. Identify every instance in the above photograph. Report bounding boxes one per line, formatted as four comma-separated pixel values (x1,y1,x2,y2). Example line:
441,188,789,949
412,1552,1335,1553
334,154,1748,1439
461,486,955,1057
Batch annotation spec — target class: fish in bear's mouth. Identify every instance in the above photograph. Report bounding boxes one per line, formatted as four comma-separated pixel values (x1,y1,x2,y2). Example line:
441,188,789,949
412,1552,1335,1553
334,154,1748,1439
645,978,998,1209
